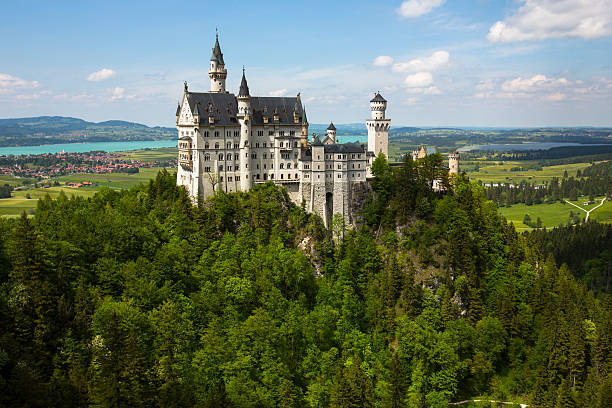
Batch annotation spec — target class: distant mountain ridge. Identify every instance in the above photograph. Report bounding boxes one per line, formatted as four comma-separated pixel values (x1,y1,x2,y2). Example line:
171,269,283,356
0,116,176,147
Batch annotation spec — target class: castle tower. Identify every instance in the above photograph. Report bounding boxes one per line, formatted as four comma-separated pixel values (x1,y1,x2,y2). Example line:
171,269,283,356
326,122,336,144
301,108,309,146
448,152,460,174
366,92,391,158
209,31,227,93
237,68,251,191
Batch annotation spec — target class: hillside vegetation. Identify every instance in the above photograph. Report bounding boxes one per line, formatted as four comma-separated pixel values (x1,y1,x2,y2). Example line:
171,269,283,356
0,156,611,407
0,116,175,147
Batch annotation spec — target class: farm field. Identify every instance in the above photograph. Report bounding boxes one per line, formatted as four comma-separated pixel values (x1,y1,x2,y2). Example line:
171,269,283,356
499,196,612,231
0,167,171,217
466,160,594,184
118,147,177,162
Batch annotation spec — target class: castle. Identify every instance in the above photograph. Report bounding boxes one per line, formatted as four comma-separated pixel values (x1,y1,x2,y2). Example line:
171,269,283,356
176,33,457,227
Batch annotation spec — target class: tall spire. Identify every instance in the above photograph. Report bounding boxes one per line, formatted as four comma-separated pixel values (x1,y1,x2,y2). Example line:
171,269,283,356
238,66,250,97
211,30,224,65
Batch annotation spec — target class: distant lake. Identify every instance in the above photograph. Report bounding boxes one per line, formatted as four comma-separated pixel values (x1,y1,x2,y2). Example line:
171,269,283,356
335,135,367,144
457,142,607,152
0,140,177,156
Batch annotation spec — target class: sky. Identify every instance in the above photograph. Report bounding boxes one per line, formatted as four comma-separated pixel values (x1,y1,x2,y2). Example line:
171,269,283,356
1,0,612,127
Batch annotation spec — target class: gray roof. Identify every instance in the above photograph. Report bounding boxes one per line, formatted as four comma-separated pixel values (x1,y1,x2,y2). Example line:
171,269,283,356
211,34,225,65
323,142,365,154
370,92,386,103
175,103,181,116
312,135,323,146
327,122,336,131
250,96,305,125
238,70,250,97
184,92,239,126
182,92,306,126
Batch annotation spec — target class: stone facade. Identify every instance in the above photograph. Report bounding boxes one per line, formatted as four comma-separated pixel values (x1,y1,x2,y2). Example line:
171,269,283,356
176,34,390,227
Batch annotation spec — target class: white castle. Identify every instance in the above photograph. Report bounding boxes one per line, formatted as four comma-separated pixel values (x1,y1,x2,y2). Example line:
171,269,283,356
175,33,393,227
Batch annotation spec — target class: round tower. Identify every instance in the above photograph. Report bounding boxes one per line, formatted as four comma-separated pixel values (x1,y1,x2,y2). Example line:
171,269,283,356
366,92,391,158
448,152,460,174
237,68,251,192
326,122,337,144
209,31,227,93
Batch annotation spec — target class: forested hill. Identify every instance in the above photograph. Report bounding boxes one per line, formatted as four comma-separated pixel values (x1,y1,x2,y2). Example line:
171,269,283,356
0,156,611,407
0,116,175,147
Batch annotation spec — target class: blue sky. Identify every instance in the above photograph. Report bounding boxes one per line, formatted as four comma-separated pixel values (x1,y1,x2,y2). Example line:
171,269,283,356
1,0,611,127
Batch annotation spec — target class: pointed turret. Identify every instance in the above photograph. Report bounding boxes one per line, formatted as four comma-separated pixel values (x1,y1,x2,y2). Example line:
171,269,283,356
210,30,225,65
209,30,227,93
175,102,181,116
326,122,337,144
238,67,250,97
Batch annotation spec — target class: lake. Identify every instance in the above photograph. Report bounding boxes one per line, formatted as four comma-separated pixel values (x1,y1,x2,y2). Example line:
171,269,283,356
0,140,177,156
457,142,606,152
0,136,369,157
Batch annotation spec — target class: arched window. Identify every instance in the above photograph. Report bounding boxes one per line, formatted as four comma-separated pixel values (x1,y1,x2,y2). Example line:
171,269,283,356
280,163,284,169
287,163,291,169
215,142,219,149
227,153,232,160
219,153,223,160
205,142,209,149
204,154,210,161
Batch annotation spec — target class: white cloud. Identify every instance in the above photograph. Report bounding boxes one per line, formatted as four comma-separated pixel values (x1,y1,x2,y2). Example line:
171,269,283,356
403,72,434,88
373,56,394,67
269,88,287,97
0,73,39,93
397,0,445,18
487,0,612,43
110,87,125,100
87,68,117,82
544,92,567,101
392,50,449,73
501,74,569,93
476,79,496,91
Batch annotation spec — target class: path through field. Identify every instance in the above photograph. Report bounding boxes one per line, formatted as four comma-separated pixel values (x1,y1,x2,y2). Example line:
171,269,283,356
565,197,607,221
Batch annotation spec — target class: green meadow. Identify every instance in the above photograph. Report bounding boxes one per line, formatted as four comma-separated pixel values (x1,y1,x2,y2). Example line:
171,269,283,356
0,167,170,217
466,160,594,184
499,197,612,231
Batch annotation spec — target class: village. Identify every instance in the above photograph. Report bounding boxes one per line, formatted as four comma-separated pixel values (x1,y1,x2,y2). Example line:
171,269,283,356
0,150,176,180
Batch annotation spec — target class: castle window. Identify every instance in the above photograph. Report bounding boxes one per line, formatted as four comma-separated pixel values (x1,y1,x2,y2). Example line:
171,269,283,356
288,174,291,179
295,173,298,179
337,165,341,169
338,155,341,160
234,131,239,137
227,131,231,136
352,164,354,168
281,174,284,179
294,153,298,159
280,163,284,169
219,153,224,160
358,154,361,158
287,163,291,169
280,142,283,147
219,176,223,182
264,164,267,169
234,143,239,149
204,154,210,161
214,131,219,137
257,131,264,137
228,177,232,182
215,142,219,149
227,165,232,171
256,164,259,169
263,153,267,159
205,166,211,172
251,153,257,159
263,142,267,148
219,165,223,171
338,174,341,178
257,174,260,180
255,142,259,148
290,130,295,136
317,175,320,179
358,164,361,168
227,153,232,160
227,142,232,149
268,130,274,136
279,131,285,136
204,131,210,137
205,143,210,149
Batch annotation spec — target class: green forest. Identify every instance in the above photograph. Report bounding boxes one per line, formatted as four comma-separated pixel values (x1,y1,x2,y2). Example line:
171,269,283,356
0,154,611,407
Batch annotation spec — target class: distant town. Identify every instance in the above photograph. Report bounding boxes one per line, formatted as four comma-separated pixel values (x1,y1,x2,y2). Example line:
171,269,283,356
0,151,176,179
